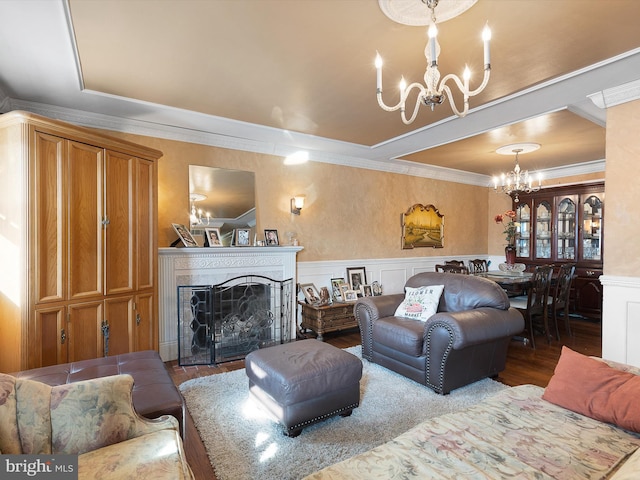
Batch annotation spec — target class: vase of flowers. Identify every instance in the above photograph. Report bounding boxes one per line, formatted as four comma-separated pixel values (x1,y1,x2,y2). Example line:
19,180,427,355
495,210,518,265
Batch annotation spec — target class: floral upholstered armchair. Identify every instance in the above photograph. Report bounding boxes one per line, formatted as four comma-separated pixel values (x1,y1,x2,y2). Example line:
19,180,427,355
0,372,193,479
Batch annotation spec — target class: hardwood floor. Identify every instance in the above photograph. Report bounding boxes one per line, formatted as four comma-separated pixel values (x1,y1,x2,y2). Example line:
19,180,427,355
167,317,601,480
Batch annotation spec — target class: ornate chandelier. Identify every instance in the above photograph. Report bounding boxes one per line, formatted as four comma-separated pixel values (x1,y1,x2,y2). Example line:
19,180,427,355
375,0,491,123
493,144,542,203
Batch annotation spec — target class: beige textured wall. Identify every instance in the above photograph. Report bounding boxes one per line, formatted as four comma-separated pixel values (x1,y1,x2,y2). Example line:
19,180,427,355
108,132,492,262
603,99,640,275
106,131,605,263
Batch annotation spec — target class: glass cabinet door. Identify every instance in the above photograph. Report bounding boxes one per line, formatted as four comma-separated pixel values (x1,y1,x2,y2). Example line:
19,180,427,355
535,201,552,260
556,196,577,260
582,193,603,262
515,203,531,258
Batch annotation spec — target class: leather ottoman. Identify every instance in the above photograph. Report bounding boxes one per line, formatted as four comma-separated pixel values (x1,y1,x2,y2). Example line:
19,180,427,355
245,339,362,437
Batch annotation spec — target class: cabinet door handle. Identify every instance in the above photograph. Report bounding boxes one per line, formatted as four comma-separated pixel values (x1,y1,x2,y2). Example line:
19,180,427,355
60,328,66,345
586,270,596,276
101,320,110,357
136,313,141,326
101,216,110,227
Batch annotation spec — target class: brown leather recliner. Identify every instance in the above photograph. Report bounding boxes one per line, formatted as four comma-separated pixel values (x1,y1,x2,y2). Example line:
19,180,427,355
355,272,524,394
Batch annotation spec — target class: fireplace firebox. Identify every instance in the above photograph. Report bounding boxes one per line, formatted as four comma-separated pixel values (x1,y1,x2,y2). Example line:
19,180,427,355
177,275,293,365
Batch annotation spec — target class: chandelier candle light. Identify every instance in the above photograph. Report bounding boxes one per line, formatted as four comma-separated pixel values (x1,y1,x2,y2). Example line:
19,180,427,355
375,0,491,122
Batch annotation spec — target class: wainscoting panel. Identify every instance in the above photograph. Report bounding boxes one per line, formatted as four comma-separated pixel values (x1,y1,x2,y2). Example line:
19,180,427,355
600,274,640,368
297,255,503,298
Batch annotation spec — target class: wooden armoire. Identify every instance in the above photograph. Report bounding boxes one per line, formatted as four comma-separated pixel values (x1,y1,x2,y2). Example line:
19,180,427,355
0,111,163,372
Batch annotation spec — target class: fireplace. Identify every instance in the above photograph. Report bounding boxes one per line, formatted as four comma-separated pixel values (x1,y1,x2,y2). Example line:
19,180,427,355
177,275,293,365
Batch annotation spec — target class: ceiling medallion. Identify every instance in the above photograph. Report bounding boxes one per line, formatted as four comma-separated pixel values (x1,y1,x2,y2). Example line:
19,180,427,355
378,0,478,26
375,0,490,122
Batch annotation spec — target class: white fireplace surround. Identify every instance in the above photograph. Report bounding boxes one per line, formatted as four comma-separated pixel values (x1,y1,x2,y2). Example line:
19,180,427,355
158,246,302,361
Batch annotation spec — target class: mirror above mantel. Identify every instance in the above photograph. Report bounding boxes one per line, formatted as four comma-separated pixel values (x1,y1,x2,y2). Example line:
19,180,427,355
189,165,256,245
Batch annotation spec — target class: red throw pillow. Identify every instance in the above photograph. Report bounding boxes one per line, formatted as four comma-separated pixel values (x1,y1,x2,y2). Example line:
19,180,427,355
543,346,640,432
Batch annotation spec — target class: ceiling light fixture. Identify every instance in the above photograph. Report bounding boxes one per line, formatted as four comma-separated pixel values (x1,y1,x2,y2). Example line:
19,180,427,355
493,143,542,203
375,0,491,123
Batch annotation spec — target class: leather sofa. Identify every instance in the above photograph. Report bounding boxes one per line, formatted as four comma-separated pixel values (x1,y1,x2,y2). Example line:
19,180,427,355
355,272,524,394
11,350,185,437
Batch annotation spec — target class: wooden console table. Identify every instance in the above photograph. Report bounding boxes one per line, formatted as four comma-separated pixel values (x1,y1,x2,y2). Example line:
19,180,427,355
298,301,358,341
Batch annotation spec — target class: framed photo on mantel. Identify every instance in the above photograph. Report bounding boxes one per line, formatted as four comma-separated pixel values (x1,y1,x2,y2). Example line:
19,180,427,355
234,228,251,246
204,227,223,247
265,229,279,246
171,223,198,247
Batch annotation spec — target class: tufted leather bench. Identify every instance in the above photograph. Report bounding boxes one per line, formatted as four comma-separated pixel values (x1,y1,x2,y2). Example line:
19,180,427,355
12,350,185,437
245,339,362,437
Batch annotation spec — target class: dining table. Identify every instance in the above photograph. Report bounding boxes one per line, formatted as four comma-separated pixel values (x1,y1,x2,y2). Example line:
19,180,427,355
474,270,534,296
474,270,536,345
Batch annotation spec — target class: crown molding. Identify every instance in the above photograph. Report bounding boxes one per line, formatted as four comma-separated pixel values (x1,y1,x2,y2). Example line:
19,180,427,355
3,98,602,188
588,78,640,109
540,159,606,180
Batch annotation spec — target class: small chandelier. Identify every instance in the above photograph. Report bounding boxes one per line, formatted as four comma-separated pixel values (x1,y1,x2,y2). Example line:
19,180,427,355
375,0,491,123
189,193,211,226
493,144,542,203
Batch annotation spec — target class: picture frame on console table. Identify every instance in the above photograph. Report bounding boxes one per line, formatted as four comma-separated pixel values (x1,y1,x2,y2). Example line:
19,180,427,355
301,283,321,305
339,283,351,301
171,223,199,247
343,290,359,302
331,278,346,302
346,267,366,295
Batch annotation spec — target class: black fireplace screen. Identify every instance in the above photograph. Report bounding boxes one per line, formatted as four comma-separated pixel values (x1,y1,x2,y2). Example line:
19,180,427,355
177,275,293,366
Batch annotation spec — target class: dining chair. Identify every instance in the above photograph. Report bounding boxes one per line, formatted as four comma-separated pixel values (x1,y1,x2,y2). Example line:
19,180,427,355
549,263,576,339
509,264,554,349
468,259,488,273
445,260,465,267
435,264,470,274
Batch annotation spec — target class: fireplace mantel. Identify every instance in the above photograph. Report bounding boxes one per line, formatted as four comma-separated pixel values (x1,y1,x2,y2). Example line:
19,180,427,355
158,246,303,361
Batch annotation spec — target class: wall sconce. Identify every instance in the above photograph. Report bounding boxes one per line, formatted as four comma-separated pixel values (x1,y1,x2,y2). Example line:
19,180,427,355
291,195,305,215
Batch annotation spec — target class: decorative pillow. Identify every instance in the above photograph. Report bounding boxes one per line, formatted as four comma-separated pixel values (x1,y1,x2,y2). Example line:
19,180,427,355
543,346,640,433
50,374,138,455
394,285,444,321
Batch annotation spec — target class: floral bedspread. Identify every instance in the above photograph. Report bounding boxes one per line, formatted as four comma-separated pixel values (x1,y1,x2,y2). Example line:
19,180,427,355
305,385,640,480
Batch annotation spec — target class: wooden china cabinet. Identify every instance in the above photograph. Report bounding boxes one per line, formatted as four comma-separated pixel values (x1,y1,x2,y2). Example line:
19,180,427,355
0,111,162,372
512,182,604,320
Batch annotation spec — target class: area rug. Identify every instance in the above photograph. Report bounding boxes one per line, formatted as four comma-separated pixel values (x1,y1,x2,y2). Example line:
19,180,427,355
179,346,508,480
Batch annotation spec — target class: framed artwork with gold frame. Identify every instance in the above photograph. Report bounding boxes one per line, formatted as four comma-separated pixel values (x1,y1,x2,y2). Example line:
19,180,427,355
401,204,444,249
